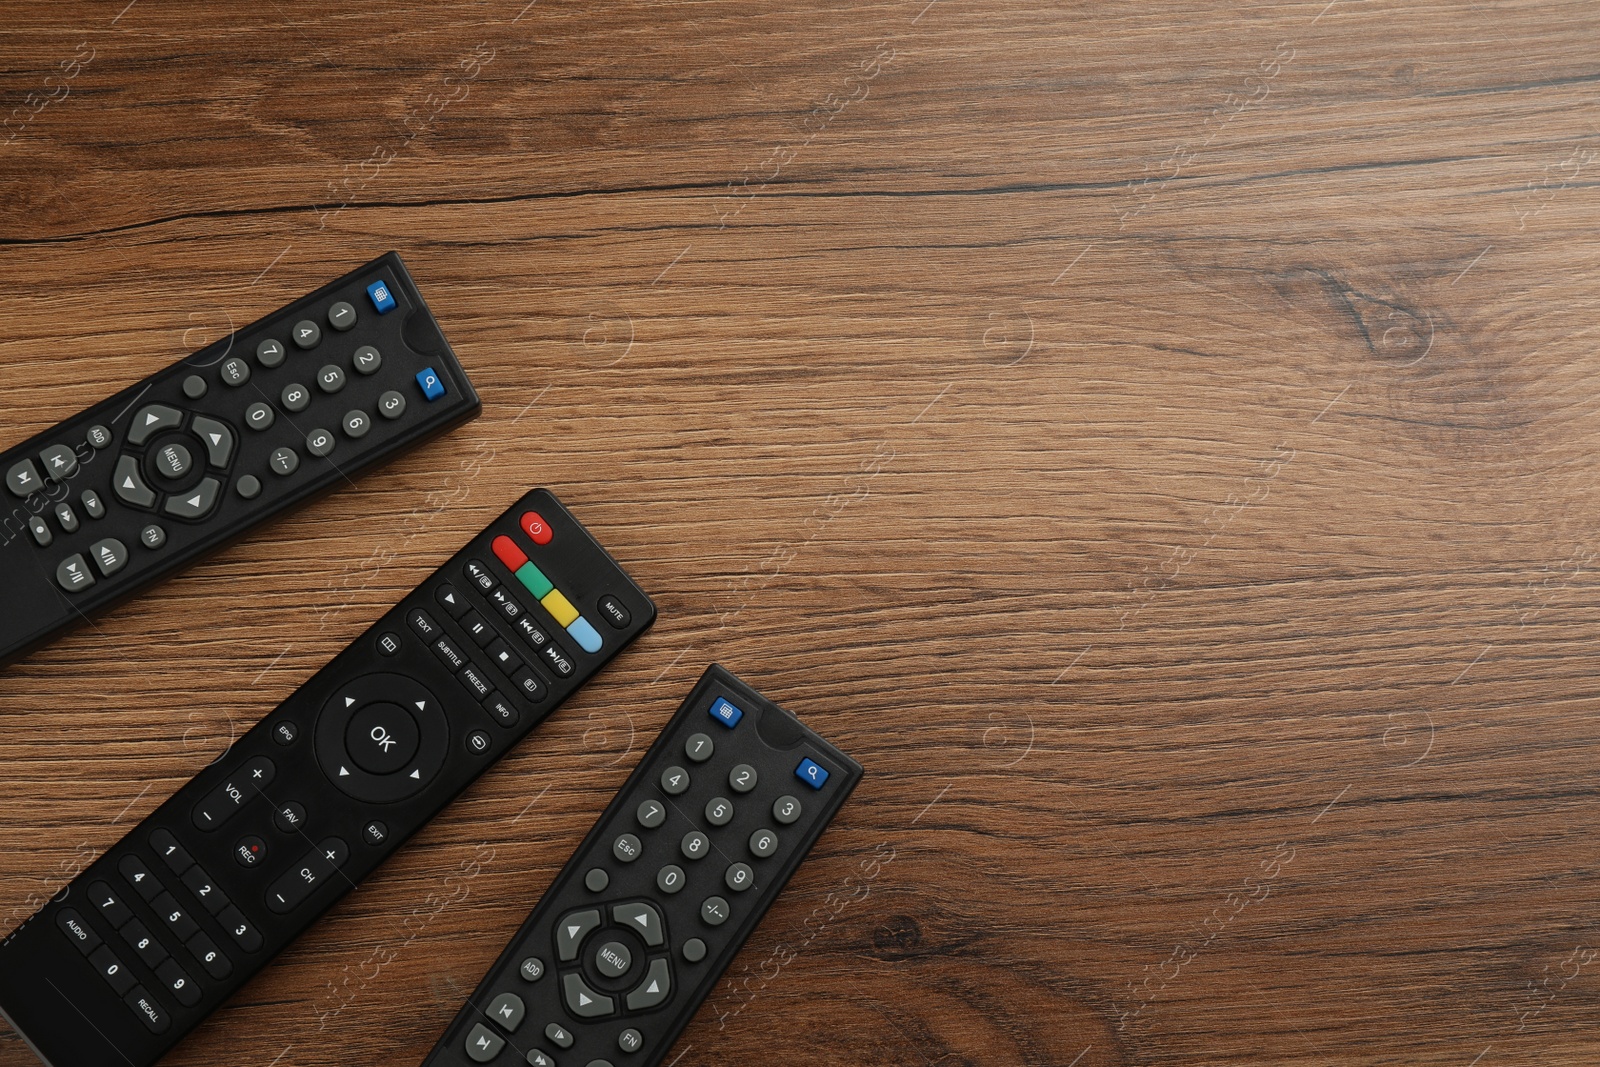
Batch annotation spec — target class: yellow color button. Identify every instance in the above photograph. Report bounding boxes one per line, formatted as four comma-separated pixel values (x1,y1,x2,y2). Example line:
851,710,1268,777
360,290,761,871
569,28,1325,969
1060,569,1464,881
541,589,579,627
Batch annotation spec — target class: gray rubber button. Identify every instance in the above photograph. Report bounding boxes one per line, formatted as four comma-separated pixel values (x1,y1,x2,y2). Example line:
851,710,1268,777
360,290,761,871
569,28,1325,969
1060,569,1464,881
352,345,382,375
584,867,609,892
680,831,709,861
624,957,671,1011
618,1029,642,1053
269,448,299,476
27,516,50,546
80,490,105,519
705,797,733,827
725,863,753,892
342,410,370,439
281,383,310,412
88,538,127,577
327,301,357,331
53,502,78,533
305,429,334,458
701,896,729,926
219,357,250,387
594,940,631,979
6,459,42,498
660,766,690,795
562,972,614,1018
613,833,642,863
290,319,320,349
682,937,706,962
113,456,156,508
164,477,220,520
636,799,665,828
684,732,714,762
190,417,235,468
128,405,182,445
140,524,165,549
182,374,207,399
749,828,778,858
56,554,93,592
555,909,601,961
154,443,192,479
485,991,525,1031
244,403,275,432
377,390,407,420
464,1022,504,1063
528,1053,555,1067
546,1022,575,1048
38,444,78,482
255,339,286,368
519,956,545,982
656,865,685,894
728,764,758,794
772,795,801,825
611,902,664,946
316,364,345,394
236,475,261,500
86,425,112,449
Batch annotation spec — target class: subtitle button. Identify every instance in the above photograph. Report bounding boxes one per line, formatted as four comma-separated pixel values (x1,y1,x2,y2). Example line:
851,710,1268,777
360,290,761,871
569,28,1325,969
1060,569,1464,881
55,554,95,593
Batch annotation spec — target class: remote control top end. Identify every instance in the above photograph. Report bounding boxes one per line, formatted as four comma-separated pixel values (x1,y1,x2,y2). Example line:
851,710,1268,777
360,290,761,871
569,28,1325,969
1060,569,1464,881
0,488,654,1067
419,664,863,1067
0,251,480,668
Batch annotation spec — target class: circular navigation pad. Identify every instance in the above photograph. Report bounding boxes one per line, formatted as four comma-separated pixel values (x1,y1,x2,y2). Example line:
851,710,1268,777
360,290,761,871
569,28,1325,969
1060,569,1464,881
345,703,419,774
315,673,448,804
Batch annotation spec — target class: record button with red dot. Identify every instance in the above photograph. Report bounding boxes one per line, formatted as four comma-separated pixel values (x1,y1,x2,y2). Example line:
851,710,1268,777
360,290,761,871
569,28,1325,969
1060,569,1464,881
490,535,604,654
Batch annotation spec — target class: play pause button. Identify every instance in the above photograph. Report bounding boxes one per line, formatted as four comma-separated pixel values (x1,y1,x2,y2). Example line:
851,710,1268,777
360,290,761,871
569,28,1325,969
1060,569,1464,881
55,554,95,593
89,538,128,577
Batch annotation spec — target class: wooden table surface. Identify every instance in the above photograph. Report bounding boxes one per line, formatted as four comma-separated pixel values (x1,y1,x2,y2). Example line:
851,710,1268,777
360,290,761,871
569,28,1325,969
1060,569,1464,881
3,2,1599,1064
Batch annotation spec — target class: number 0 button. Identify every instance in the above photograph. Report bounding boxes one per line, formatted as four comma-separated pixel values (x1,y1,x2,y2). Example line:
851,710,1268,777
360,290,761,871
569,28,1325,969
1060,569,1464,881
657,865,685,894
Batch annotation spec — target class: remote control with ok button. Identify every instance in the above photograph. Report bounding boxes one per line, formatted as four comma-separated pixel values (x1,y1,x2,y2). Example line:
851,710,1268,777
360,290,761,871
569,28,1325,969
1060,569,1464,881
418,665,863,1067
0,489,655,1067
0,251,480,669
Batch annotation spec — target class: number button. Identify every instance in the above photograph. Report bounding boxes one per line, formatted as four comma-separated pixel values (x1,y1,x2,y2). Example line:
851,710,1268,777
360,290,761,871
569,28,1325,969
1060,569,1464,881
256,339,286,367
680,831,710,860
343,410,370,438
705,797,734,826
291,319,320,349
637,799,666,828
377,390,406,420
306,429,334,458
327,301,357,331
728,764,758,794
725,863,754,892
749,828,779,858
613,833,642,863
660,766,690,796
684,733,714,762
281,383,310,412
656,865,685,894
245,402,275,431
772,795,802,825
316,364,346,394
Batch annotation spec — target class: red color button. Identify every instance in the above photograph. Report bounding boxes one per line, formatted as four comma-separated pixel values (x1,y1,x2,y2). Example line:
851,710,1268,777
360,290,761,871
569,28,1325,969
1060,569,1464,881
520,511,553,546
491,535,528,572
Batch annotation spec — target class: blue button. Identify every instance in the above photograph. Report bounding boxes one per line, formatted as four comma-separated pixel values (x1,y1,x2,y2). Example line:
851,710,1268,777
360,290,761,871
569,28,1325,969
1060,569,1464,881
416,368,445,401
566,617,602,654
795,758,828,789
366,280,397,314
708,697,743,729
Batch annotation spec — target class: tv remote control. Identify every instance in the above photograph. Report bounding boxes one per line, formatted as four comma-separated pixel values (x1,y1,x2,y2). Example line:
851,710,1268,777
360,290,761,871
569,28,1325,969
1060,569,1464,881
0,489,655,1067
0,251,480,667
418,664,862,1067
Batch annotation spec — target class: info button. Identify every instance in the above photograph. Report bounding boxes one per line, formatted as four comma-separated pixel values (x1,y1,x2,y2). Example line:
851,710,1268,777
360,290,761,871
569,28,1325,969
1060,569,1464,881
345,703,419,775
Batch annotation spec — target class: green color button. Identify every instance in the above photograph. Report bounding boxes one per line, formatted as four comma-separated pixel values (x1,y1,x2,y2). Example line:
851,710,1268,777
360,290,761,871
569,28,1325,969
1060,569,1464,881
516,561,553,599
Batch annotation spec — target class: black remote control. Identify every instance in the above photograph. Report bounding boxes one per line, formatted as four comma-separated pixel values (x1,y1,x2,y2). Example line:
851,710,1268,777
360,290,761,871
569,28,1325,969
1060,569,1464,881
0,251,480,667
0,489,655,1067
418,665,862,1067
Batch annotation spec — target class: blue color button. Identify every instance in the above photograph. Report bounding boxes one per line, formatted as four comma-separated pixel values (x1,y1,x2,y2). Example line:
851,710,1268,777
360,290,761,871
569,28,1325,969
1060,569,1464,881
366,280,397,313
708,697,743,729
566,616,602,654
416,368,445,401
795,758,829,789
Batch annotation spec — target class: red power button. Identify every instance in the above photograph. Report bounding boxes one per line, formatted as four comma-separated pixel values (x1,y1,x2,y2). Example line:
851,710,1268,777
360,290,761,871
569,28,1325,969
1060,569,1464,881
520,511,553,545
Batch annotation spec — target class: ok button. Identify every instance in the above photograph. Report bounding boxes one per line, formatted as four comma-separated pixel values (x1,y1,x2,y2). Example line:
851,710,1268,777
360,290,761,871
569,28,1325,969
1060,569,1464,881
344,703,419,775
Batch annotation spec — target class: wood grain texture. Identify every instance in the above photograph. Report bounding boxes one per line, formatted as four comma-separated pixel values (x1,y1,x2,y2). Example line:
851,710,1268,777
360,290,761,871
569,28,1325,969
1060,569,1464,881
3,1,1600,1064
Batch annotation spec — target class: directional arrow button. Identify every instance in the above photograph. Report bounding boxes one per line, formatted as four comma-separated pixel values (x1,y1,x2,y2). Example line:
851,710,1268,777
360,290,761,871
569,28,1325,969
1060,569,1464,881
162,477,221,520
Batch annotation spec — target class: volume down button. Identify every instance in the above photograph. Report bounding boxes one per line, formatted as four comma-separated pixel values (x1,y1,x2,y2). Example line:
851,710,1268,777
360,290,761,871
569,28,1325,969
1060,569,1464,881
191,756,276,831
266,838,349,913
